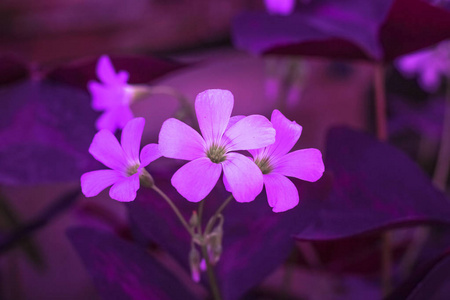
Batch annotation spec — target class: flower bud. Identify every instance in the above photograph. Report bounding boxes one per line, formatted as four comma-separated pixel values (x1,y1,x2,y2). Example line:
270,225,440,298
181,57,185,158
139,168,154,188
189,245,202,283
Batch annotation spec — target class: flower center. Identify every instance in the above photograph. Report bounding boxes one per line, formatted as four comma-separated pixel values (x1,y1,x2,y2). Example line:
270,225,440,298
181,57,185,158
206,145,227,164
255,156,273,175
126,164,140,176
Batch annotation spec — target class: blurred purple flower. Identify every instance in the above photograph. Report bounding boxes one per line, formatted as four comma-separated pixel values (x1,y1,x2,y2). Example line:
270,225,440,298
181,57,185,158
396,41,450,92
264,0,296,15
250,110,324,212
158,89,276,203
88,55,134,132
81,117,161,202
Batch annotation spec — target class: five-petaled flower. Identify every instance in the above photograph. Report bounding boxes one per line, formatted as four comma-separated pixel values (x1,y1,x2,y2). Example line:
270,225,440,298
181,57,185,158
158,89,276,203
250,110,324,212
88,55,135,132
396,41,450,92
81,117,161,202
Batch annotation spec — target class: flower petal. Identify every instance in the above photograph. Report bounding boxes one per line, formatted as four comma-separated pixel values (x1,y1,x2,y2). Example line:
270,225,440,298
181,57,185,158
89,130,128,172
263,173,299,212
95,106,134,132
109,173,140,202
223,115,276,151
140,144,161,167
225,115,245,131
121,117,145,163
222,153,263,203
96,55,129,85
195,89,233,145
81,170,124,197
158,118,205,160
264,109,302,159
275,148,324,182
171,157,222,202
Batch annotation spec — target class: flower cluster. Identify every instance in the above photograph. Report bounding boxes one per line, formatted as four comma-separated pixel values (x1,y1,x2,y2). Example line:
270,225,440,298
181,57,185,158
81,87,324,212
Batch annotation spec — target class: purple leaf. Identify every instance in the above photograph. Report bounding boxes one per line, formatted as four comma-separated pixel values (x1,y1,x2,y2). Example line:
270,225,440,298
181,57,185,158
386,249,450,300
128,170,311,300
0,80,98,184
294,127,450,241
68,227,199,300
233,0,450,61
46,55,186,90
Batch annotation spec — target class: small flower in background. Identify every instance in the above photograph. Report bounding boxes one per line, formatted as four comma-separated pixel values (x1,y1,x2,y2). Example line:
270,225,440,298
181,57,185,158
159,89,276,203
264,0,296,15
250,110,324,212
396,41,450,92
88,55,135,132
81,117,161,202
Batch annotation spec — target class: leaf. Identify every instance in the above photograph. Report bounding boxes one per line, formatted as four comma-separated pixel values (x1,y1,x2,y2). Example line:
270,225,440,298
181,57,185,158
128,169,312,300
46,55,187,90
68,227,199,300
386,248,450,300
233,0,450,61
294,127,450,241
0,80,98,185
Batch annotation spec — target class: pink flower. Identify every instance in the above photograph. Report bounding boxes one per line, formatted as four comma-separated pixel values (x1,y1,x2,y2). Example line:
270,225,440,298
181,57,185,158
264,0,296,15
396,41,450,92
88,55,134,132
250,110,324,212
81,118,161,202
158,89,276,203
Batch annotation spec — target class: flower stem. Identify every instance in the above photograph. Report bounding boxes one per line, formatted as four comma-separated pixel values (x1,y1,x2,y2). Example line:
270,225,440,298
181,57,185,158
433,77,450,191
201,243,223,300
373,63,392,296
204,195,233,235
151,185,194,237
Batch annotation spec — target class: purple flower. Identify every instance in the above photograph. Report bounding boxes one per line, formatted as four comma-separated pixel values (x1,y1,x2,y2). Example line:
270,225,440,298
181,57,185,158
264,0,296,15
396,41,450,92
250,110,324,212
81,118,161,202
158,89,276,203
88,55,134,132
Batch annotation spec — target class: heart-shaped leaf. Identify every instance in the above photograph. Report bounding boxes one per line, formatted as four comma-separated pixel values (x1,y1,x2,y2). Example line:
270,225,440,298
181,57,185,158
0,80,98,185
233,0,450,61
68,227,200,300
294,127,450,241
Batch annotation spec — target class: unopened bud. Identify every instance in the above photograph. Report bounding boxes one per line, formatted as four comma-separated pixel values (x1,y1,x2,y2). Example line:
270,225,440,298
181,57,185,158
205,225,223,265
189,245,202,283
189,211,199,228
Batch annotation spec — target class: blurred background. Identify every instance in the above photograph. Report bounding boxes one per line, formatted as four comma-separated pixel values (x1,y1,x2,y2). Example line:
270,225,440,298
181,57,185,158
0,1,448,299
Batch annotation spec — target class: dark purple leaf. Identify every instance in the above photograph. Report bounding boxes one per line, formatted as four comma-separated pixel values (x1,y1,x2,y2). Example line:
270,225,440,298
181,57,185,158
46,55,186,90
294,127,450,241
128,169,312,300
68,227,199,300
0,80,98,184
386,248,450,300
233,0,450,61
0,55,29,85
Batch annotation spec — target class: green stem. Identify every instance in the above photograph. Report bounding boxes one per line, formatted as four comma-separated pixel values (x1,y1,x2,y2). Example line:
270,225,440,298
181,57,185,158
151,185,194,237
204,195,233,235
433,77,450,191
373,63,392,296
201,243,223,300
